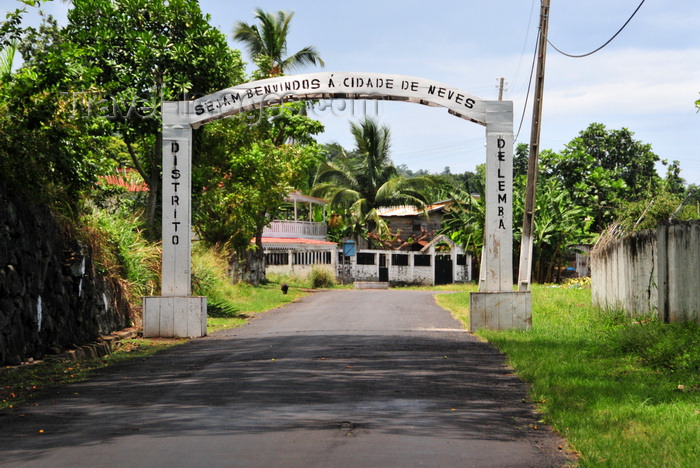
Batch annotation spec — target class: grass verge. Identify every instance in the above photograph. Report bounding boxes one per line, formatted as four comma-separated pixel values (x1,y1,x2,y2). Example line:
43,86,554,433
191,245,309,334
436,284,700,467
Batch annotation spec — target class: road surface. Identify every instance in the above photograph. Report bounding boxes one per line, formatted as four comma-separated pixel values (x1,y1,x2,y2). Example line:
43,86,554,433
0,289,570,467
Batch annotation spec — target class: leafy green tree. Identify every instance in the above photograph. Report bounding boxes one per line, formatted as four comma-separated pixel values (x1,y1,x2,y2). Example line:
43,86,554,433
530,179,593,283
194,114,323,284
541,123,661,232
233,8,324,78
64,0,245,234
439,184,486,270
514,142,530,180
312,118,434,245
0,13,113,206
190,7,326,283
663,160,686,196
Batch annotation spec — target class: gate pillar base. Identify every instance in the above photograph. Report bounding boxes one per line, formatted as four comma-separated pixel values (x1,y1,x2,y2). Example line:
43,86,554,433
469,291,531,331
143,296,207,338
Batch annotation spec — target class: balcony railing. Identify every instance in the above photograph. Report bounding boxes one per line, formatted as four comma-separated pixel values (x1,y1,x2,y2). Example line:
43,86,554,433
262,220,328,240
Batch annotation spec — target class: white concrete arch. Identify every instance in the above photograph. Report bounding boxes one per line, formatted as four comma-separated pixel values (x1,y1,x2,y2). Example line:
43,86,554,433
144,72,529,338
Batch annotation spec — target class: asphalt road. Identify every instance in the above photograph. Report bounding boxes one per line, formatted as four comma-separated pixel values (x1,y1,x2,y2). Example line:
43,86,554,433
0,289,571,467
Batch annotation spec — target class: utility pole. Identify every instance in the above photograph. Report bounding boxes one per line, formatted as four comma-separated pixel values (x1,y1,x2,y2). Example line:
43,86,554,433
497,77,506,101
517,0,550,291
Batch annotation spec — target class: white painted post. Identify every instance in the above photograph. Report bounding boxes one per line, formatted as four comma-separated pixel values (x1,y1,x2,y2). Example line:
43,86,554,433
143,101,207,338
162,106,192,296
481,101,514,292
470,101,531,331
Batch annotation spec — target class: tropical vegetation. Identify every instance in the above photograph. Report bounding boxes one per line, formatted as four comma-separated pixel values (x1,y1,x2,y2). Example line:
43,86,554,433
233,8,324,78
438,123,699,283
312,118,435,245
2,0,699,292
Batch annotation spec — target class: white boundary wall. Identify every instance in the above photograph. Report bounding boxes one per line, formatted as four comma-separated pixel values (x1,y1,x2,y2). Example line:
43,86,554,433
591,221,700,323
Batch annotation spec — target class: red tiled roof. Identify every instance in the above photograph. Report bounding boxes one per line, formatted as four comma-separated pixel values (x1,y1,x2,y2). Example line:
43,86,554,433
100,175,149,192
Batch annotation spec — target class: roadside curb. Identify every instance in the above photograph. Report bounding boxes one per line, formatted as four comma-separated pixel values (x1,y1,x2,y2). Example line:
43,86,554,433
59,328,140,362
1,328,141,372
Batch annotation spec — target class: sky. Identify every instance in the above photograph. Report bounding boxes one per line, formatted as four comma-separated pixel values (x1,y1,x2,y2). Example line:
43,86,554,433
7,0,700,185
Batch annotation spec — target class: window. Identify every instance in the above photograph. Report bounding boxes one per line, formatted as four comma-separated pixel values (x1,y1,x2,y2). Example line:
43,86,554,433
293,251,332,265
414,255,431,266
265,252,289,265
357,252,375,265
457,254,467,266
391,254,409,266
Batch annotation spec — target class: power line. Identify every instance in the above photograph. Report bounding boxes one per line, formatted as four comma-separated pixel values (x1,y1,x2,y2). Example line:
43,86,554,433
511,0,538,87
515,26,540,141
548,0,646,58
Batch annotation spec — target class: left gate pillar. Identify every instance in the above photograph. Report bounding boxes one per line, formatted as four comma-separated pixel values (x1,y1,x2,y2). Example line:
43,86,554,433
143,101,207,338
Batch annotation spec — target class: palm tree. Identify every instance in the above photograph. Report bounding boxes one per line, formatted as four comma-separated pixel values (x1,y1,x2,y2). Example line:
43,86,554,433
233,9,324,77
312,118,434,243
0,40,18,81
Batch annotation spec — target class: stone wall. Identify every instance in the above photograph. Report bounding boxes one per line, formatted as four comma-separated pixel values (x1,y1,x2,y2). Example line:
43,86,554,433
0,184,133,365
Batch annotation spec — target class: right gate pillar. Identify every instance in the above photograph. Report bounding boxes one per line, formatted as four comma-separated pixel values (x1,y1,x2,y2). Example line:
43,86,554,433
470,101,532,331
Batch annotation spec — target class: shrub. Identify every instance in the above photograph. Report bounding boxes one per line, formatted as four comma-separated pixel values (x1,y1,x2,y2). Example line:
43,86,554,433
82,203,160,299
607,318,700,380
310,267,335,289
191,244,242,318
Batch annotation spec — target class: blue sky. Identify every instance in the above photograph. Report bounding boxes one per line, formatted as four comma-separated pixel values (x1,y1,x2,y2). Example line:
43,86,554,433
8,0,700,185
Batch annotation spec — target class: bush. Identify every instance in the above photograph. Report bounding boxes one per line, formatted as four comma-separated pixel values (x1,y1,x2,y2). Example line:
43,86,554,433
310,267,335,289
607,318,700,380
82,203,160,299
191,244,243,318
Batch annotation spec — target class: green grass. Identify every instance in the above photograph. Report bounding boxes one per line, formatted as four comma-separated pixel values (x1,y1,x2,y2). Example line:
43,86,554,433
205,280,306,334
436,284,700,467
191,245,308,334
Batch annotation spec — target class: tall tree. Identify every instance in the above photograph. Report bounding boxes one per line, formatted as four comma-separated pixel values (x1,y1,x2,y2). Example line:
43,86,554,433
0,13,112,206
192,7,325,284
233,8,324,77
312,118,434,244
194,106,324,284
541,123,661,232
64,0,245,235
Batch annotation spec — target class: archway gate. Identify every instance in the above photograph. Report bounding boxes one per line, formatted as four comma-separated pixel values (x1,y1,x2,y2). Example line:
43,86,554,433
143,72,531,337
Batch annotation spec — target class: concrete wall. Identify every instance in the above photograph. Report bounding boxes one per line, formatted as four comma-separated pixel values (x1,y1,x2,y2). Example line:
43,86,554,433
657,221,700,323
344,249,471,286
591,221,700,323
591,229,657,316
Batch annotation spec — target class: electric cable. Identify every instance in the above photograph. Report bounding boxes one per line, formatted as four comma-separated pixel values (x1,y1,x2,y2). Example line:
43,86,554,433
511,0,538,88
548,0,646,58
515,27,540,141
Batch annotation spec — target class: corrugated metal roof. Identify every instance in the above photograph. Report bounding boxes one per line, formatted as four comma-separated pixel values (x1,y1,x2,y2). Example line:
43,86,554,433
284,190,326,205
377,200,451,217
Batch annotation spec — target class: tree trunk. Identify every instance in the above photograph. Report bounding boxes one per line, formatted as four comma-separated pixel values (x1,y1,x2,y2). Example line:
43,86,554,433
228,230,266,285
125,135,161,240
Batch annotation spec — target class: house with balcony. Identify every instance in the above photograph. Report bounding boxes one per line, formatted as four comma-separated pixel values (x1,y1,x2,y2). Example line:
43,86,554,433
262,193,472,286
261,191,338,277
